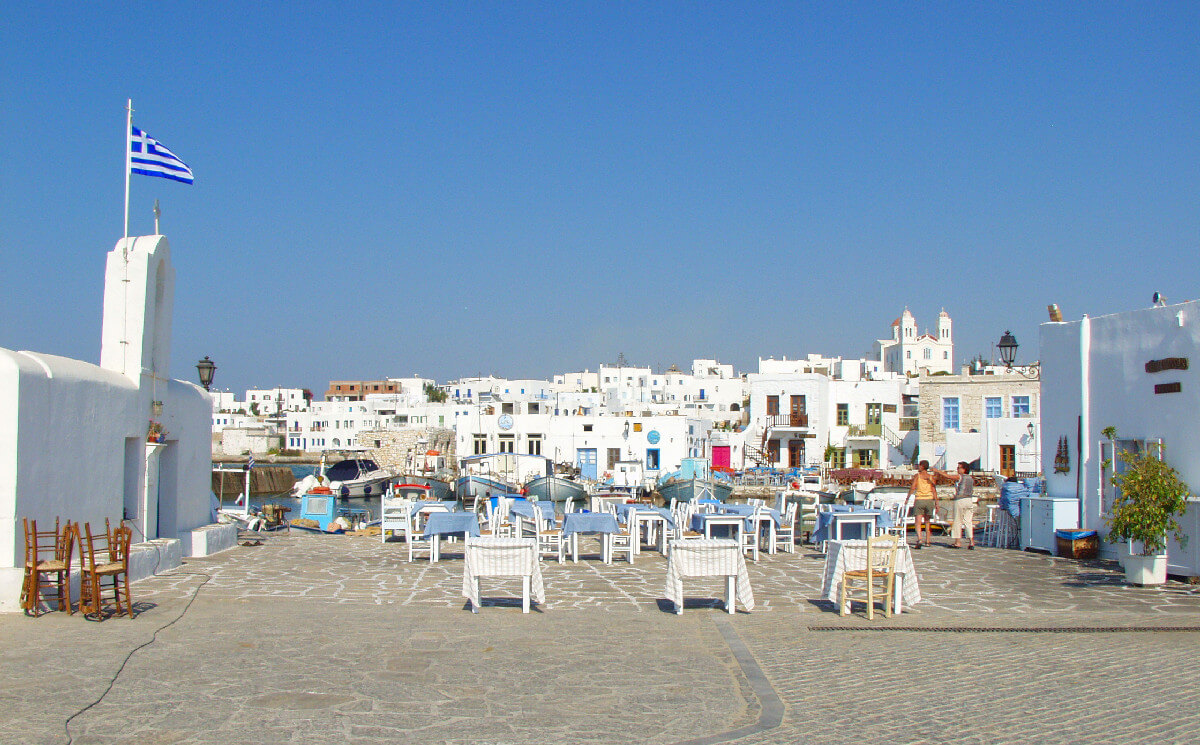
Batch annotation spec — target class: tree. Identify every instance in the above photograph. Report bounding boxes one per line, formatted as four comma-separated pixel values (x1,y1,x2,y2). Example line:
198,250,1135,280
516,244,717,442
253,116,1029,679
424,383,447,403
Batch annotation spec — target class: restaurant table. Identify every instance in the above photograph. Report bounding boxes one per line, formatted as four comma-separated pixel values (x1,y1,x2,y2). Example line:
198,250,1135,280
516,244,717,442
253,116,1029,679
615,504,676,554
462,537,543,613
810,507,893,545
422,512,481,562
690,513,745,541
561,512,620,563
508,500,558,528
819,539,920,613
664,538,754,614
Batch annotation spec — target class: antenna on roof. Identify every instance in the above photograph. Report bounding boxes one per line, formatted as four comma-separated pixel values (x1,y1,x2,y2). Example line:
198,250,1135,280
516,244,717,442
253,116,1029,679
1152,292,1167,307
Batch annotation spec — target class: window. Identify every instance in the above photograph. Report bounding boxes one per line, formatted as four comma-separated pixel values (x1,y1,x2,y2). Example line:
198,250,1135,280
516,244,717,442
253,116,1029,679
583,424,593,432
498,435,515,454
646,449,660,470
766,440,780,464
854,449,877,467
607,448,620,469
984,397,1002,419
766,396,779,416
836,403,849,426
1012,395,1032,418
828,447,846,469
633,422,642,432
906,350,912,359
924,348,931,360
944,351,949,359
942,397,960,431
473,435,487,455
527,435,542,456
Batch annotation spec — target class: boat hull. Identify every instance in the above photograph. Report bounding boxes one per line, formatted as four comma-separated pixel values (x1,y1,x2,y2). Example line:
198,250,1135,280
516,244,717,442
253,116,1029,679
524,476,588,503
657,478,733,503
456,475,518,507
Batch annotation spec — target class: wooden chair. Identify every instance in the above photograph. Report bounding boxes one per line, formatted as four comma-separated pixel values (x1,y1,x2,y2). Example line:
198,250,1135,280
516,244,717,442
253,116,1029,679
21,518,75,616
78,522,134,620
838,534,900,620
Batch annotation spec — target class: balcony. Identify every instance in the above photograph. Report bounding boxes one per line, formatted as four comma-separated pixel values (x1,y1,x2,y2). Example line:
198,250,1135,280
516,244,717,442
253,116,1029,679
765,413,810,429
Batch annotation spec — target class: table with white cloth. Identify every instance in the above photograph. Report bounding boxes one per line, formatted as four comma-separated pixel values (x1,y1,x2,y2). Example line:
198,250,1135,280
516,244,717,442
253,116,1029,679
664,538,754,614
810,507,893,545
410,500,458,517
422,512,481,562
819,539,921,613
561,512,620,563
462,537,544,613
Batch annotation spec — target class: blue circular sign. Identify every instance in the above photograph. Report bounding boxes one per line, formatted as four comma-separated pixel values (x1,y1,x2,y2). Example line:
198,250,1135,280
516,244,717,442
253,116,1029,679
498,414,514,430
647,430,660,444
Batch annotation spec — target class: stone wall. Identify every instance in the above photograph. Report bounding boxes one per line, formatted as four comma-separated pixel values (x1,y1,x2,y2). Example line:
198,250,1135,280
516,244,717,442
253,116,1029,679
917,374,1039,445
356,427,457,473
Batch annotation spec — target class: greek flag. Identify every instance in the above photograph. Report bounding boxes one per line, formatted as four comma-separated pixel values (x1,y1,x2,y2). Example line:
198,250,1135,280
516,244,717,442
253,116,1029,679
129,125,194,184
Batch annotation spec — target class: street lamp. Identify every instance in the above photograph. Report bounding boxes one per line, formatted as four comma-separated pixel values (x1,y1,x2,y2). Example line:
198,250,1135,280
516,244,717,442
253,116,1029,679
196,356,217,391
997,330,1018,368
996,331,1039,378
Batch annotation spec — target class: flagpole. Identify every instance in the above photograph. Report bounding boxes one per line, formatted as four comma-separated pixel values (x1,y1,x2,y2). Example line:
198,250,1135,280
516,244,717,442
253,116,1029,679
123,98,132,257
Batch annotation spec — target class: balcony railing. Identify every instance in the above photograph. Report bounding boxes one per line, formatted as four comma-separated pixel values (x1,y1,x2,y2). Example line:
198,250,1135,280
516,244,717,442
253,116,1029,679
765,413,810,428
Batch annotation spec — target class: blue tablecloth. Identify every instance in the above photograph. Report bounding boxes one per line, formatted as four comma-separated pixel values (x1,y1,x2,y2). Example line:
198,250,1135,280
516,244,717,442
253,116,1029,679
422,512,480,538
690,512,747,537
810,508,892,544
562,512,619,538
720,505,783,527
615,504,676,529
509,500,557,523
411,500,458,517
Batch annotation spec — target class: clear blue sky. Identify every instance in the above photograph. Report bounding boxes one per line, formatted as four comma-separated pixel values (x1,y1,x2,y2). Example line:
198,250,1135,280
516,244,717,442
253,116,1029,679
3,3,1198,396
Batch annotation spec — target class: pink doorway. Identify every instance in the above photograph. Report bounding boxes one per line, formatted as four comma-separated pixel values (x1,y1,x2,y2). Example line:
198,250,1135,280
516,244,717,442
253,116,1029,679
712,446,731,468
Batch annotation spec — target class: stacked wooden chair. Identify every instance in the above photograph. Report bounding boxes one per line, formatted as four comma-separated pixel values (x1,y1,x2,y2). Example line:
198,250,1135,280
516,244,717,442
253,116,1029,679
21,518,76,616
78,521,134,620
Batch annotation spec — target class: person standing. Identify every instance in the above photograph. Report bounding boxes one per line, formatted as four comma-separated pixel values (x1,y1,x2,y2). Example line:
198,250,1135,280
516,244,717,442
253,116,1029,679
907,460,938,549
935,461,977,549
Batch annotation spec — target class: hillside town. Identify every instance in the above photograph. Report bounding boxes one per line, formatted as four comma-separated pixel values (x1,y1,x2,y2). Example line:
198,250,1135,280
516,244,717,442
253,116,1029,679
211,309,1042,484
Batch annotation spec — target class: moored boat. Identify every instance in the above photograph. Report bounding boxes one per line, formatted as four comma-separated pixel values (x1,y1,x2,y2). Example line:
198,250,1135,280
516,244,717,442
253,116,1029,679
524,475,589,503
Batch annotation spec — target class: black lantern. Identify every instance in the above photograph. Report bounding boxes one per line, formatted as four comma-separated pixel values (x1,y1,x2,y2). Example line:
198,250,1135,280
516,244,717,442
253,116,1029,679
997,331,1018,368
196,356,217,391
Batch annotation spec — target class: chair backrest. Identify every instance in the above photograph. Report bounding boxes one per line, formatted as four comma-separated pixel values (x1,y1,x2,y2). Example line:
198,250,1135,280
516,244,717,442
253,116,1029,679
748,498,764,508
563,498,575,515
782,502,798,528
80,522,112,571
865,535,900,576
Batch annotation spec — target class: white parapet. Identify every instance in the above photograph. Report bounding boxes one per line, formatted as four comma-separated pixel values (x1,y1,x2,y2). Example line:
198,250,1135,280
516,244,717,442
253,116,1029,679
179,522,239,557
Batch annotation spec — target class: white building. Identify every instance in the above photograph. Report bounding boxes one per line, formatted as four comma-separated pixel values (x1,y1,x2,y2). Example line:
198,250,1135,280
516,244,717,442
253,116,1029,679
875,308,954,376
245,387,308,416
1040,299,1200,576
0,234,227,611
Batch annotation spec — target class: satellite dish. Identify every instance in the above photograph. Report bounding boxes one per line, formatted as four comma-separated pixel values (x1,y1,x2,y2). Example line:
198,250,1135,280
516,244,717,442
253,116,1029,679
1153,292,1166,307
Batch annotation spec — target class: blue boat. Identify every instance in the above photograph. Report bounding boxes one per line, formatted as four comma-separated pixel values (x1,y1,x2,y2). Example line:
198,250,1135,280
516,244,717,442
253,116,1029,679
656,458,733,503
523,475,588,503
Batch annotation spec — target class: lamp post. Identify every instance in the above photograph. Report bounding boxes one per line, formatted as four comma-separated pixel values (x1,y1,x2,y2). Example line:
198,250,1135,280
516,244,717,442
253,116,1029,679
196,356,217,391
996,331,1039,378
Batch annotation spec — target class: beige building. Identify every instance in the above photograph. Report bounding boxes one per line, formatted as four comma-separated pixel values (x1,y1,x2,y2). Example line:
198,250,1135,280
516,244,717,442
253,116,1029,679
916,365,1040,476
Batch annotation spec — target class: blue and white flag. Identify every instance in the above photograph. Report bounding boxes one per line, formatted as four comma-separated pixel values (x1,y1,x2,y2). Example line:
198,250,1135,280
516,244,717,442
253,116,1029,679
247,454,255,470
129,125,194,184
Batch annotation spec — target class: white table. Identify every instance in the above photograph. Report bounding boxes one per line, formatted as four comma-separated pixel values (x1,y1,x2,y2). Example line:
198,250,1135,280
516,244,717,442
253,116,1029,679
820,539,921,613
462,537,544,613
665,538,754,614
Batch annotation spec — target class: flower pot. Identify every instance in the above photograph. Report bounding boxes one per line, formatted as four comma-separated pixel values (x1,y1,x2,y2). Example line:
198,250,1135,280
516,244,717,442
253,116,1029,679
1123,552,1168,586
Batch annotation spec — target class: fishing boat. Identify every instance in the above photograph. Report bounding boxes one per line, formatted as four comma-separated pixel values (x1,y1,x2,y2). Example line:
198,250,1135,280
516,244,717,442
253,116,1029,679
292,456,393,499
656,457,733,503
395,474,455,502
455,473,518,510
524,475,589,503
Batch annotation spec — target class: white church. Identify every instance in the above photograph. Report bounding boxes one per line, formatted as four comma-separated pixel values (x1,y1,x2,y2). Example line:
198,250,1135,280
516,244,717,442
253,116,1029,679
875,308,954,376
0,233,233,612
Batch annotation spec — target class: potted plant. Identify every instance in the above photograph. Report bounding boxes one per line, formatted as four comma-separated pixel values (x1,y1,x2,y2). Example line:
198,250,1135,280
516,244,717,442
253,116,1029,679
1103,428,1191,586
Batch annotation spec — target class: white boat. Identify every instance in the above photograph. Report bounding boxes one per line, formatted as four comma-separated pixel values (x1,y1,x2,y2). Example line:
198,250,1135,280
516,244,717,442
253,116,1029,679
292,456,393,499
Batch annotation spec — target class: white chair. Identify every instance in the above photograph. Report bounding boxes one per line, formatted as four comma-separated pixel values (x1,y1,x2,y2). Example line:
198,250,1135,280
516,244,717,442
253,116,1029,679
605,505,636,564
403,519,433,562
739,511,760,563
531,505,564,564
380,497,411,544
772,502,799,554
747,498,765,508
887,497,912,542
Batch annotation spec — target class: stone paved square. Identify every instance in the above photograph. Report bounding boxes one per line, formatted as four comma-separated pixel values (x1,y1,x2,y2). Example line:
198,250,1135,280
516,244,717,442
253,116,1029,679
4,532,1200,744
